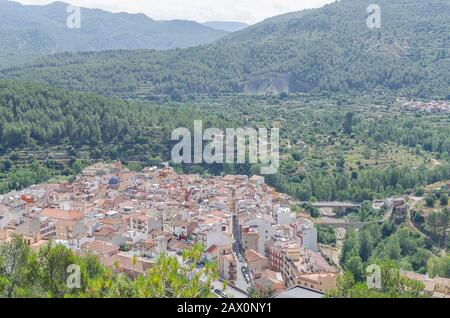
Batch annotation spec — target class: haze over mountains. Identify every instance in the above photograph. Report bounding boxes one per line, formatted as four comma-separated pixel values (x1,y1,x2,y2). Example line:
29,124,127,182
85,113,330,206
1,0,450,99
202,21,249,32
0,0,229,67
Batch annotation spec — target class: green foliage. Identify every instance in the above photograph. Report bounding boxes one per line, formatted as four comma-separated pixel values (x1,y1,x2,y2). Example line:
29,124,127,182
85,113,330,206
341,223,439,276
0,235,37,297
343,112,354,135
0,161,55,194
341,230,360,265
384,235,402,260
415,187,425,196
426,196,436,208
327,260,426,298
428,255,450,278
359,230,374,262
316,225,336,247
81,244,217,298
347,202,382,222
440,194,449,206
302,203,320,218
0,236,218,298
426,208,450,248
37,243,79,297
345,256,365,281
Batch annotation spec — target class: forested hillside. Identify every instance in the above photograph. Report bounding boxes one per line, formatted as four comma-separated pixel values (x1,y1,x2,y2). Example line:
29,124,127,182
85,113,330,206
0,0,227,68
2,0,449,99
0,80,218,158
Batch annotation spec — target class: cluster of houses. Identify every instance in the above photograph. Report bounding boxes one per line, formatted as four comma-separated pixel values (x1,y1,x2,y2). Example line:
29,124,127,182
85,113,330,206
0,162,339,296
401,271,450,298
399,98,450,114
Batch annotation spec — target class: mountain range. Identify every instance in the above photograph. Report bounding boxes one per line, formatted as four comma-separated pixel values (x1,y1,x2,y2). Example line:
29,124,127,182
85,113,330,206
1,0,449,99
0,0,228,67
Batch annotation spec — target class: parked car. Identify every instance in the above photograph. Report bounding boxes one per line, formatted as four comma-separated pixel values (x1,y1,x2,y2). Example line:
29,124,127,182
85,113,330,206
214,289,226,298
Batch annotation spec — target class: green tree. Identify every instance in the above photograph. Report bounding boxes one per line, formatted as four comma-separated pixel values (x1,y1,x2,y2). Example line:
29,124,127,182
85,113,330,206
327,261,426,298
133,244,217,298
72,160,84,175
345,256,365,282
414,187,425,196
0,236,38,297
81,244,218,298
343,112,354,135
384,235,401,260
359,230,374,262
428,255,450,278
438,208,449,248
341,230,360,265
425,196,436,208
440,194,448,207
427,211,440,241
37,243,78,298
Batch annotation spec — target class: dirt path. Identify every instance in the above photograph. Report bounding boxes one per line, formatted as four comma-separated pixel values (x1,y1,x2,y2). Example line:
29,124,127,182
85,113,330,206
405,197,430,240
430,158,442,167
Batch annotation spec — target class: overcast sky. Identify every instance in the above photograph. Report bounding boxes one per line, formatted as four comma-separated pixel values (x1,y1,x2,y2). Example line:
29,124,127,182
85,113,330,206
12,0,335,24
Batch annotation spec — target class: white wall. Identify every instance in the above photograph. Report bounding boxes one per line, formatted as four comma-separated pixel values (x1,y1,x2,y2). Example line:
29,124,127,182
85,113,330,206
244,218,276,254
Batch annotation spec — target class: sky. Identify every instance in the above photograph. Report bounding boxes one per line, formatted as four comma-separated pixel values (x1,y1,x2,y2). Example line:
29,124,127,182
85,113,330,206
12,0,335,24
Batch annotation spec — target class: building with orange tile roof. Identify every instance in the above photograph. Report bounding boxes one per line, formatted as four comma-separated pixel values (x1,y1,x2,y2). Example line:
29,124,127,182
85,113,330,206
41,208,83,221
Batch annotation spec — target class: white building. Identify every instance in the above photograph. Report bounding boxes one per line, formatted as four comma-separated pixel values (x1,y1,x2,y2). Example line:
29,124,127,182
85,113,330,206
296,219,318,251
274,207,293,225
244,216,278,254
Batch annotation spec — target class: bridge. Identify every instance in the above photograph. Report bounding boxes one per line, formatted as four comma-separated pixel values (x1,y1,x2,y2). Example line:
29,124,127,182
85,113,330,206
315,200,393,230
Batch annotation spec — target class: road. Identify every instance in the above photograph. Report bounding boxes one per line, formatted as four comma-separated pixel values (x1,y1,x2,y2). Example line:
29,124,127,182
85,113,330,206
316,199,394,229
231,244,251,291
211,280,248,298
231,216,251,294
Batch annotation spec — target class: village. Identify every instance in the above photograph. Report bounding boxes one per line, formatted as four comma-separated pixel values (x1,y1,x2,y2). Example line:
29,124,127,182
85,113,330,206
0,162,448,298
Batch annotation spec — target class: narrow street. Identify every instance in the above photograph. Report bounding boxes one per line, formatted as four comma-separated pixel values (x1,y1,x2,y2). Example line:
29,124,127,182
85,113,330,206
211,280,248,298
234,249,251,292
